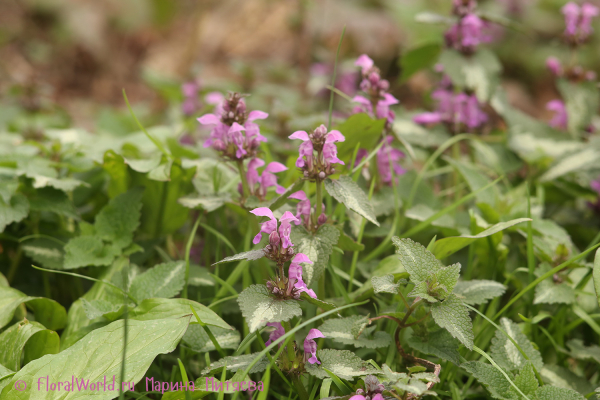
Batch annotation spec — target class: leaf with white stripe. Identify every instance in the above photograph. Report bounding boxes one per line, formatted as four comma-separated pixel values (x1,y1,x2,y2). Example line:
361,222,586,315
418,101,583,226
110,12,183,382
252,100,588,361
454,280,506,305
130,261,185,302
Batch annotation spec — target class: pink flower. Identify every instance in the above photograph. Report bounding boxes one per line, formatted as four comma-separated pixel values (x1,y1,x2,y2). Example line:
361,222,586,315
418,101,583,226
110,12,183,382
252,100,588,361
304,329,325,364
546,57,563,76
181,82,200,116
198,93,268,160
445,13,494,54
289,125,346,177
350,395,384,400
592,178,600,194
246,159,287,199
265,322,285,346
289,190,327,229
413,112,443,125
562,2,599,42
377,136,406,185
250,208,299,248
355,54,375,74
547,99,568,130
288,253,316,298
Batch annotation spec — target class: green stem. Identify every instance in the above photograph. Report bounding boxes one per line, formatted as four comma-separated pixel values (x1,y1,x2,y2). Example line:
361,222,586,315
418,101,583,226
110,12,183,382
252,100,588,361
347,179,375,291
314,179,323,226
7,246,22,283
183,215,202,299
237,160,250,201
292,375,310,400
327,27,346,130
282,321,297,368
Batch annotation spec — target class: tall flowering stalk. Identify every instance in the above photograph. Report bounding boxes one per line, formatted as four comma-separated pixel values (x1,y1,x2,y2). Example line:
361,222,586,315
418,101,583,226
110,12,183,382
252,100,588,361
197,92,270,200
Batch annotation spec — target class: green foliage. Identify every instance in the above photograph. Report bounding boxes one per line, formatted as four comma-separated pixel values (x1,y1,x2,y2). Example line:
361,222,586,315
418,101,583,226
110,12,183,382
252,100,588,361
305,349,378,380
325,176,379,226
291,224,340,286
318,315,392,348
333,113,386,159
237,285,302,332
400,42,443,82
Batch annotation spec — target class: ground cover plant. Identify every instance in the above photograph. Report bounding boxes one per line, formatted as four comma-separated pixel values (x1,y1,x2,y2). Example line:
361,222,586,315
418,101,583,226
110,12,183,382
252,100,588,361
2,0,600,399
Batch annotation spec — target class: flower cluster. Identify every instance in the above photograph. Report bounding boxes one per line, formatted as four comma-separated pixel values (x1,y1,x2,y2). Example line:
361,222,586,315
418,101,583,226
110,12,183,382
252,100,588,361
198,92,268,160
289,125,345,181
413,75,487,133
181,81,200,116
265,325,325,365
352,55,399,128
350,375,386,400
355,136,406,186
244,159,287,200
445,1,493,55
562,2,599,45
289,190,327,231
546,56,597,81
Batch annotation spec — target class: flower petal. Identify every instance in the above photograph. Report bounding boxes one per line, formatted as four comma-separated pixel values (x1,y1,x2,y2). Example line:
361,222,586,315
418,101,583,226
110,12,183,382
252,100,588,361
197,114,220,125
305,328,325,341
279,211,299,224
292,253,313,264
264,162,288,173
289,190,308,201
325,130,345,143
247,110,269,121
250,207,275,221
289,131,310,141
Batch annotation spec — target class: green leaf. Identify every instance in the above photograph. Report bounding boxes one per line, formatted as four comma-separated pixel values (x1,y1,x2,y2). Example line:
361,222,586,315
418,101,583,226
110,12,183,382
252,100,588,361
0,194,29,232
454,280,507,305
405,328,461,364
237,285,302,332
431,218,531,259
22,239,64,270
593,248,600,308
539,147,600,182
305,349,377,380
371,274,400,294
461,361,515,400
300,292,337,311
178,194,231,212
318,316,392,348
212,249,265,265
445,158,497,206
535,386,586,400
0,286,67,330
130,261,185,302
557,79,599,137
63,235,121,269
95,187,144,250
400,42,443,82
436,263,461,297
0,364,15,393
129,298,233,330
201,352,269,375
0,317,191,400
431,294,474,350
533,263,575,305
290,225,340,286
29,176,87,192
489,318,543,373
333,113,386,159
439,48,501,101
336,227,365,251
183,325,241,352
267,179,304,212
28,187,78,219
325,176,379,226
0,319,60,371
567,339,600,364
392,237,444,284
80,298,126,321
510,363,539,397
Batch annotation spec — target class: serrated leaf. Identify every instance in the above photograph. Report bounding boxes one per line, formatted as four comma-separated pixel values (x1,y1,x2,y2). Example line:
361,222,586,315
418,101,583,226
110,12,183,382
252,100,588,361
305,349,377,380
490,318,543,373
333,113,386,160
436,263,461,296
534,279,576,305
318,316,392,349
95,187,144,250
0,317,190,400
325,176,379,226
129,261,185,302
28,187,78,219
0,286,67,330
431,294,474,350
431,218,530,259
212,249,265,265
201,352,269,375
63,236,121,269
372,274,400,294
183,325,241,353
290,224,339,286
454,280,507,305
237,285,302,332
300,292,337,311
392,237,443,284
0,319,60,371
0,194,29,232
461,361,515,400
188,266,215,287
405,328,461,364
22,238,64,270
336,227,365,251
540,365,594,395
129,298,232,331
535,385,586,400
510,362,539,397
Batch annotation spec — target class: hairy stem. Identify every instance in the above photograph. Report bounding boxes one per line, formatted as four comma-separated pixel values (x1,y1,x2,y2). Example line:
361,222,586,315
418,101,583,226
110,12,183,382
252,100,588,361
237,159,250,201
314,178,323,227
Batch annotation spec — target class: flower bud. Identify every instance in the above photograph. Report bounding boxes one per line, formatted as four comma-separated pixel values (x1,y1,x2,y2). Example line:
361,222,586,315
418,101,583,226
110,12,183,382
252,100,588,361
379,79,389,91
318,213,327,225
318,171,326,179
269,231,280,246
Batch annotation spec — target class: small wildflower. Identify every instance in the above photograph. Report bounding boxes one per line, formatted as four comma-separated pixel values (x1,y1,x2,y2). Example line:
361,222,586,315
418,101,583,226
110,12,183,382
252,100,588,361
288,253,316,299
546,99,568,130
265,322,285,346
289,125,345,181
546,57,563,76
198,92,268,160
304,329,325,364
445,13,493,54
377,136,406,186
562,2,599,45
181,81,200,116
244,159,287,200
350,375,386,400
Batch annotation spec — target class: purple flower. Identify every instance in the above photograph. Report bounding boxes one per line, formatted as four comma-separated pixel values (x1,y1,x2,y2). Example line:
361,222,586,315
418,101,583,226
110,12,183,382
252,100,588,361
288,253,316,299
350,376,386,400
377,136,406,185
452,0,477,16
350,395,384,400
198,92,268,160
562,2,599,42
592,178,600,194
245,159,287,199
182,81,200,116
289,190,326,229
445,13,493,54
289,125,345,180
547,99,568,130
355,54,375,74
265,322,285,346
546,57,563,76
304,329,325,364
250,208,299,248
354,149,369,167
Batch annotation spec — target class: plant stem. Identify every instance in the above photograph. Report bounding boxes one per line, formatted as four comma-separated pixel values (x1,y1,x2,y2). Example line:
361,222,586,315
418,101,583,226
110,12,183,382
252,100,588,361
237,159,250,201
183,215,202,299
292,375,310,400
314,179,323,226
